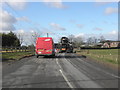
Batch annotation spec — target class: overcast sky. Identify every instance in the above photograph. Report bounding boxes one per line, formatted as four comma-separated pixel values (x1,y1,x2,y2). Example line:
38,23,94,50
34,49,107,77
1,0,119,45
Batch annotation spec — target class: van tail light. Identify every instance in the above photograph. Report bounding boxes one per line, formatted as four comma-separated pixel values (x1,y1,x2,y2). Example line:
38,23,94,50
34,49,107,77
38,49,44,51
46,49,52,52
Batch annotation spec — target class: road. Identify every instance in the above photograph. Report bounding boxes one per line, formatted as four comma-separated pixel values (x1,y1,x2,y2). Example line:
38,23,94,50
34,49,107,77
2,53,119,89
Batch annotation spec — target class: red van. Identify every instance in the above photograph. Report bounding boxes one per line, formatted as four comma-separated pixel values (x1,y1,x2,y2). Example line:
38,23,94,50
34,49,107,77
35,37,55,58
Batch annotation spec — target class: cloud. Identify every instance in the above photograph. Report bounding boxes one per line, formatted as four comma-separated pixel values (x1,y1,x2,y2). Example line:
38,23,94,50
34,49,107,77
95,1,111,6
1,10,17,23
96,2,111,5
74,30,118,41
50,22,66,31
0,22,16,31
94,27,103,31
0,10,30,32
17,29,25,34
0,10,17,31
109,30,117,35
16,16,30,22
40,28,54,34
105,7,118,15
105,30,118,40
77,24,84,29
5,0,27,10
43,0,67,9
95,0,119,2
75,33,85,38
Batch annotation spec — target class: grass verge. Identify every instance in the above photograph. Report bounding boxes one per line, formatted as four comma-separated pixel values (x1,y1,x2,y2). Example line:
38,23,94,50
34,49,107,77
76,49,119,65
2,52,35,62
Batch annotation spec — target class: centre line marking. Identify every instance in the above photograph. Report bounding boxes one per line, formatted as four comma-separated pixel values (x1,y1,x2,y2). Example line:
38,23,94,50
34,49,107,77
55,54,74,89
59,69,74,89
56,58,62,69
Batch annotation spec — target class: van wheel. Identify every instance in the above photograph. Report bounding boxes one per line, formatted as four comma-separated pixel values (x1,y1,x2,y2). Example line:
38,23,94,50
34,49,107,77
37,55,39,58
51,54,55,57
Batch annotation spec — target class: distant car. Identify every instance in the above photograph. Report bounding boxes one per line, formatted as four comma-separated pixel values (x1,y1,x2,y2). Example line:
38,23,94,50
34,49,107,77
55,49,58,53
35,37,55,58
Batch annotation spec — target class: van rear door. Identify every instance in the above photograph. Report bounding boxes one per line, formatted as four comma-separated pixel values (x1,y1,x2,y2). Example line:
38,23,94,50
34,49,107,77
36,37,53,55
37,38,44,52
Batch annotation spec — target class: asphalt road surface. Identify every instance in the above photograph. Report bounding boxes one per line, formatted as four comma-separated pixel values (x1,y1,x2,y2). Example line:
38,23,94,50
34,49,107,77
2,53,119,89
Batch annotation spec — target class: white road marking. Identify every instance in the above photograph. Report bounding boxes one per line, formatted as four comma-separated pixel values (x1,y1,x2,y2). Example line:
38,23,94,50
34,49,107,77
102,71,120,79
59,69,74,89
56,58,62,69
56,54,74,89
62,54,103,88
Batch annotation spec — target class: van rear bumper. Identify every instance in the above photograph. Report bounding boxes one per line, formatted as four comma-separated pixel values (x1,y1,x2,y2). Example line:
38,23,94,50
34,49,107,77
36,53,55,56
37,54,52,56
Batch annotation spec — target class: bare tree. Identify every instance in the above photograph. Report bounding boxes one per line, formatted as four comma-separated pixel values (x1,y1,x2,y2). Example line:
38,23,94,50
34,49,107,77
68,34,84,48
68,34,75,42
87,36,98,46
17,33,24,46
31,31,42,46
73,36,84,48
99,35,105,43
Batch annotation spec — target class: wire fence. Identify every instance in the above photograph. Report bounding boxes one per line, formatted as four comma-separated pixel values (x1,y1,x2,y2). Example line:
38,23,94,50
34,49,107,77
77,49,119,64
1,47,35,53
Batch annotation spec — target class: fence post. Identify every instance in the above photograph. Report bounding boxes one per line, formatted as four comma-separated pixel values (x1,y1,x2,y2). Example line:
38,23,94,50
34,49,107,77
87,49,89,54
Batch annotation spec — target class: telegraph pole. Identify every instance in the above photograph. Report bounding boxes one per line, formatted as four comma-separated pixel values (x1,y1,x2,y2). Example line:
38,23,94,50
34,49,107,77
47,33,48,37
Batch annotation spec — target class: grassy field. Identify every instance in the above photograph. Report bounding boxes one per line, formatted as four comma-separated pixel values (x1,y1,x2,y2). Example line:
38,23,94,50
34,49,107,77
2,52,35,62
77,49,119,65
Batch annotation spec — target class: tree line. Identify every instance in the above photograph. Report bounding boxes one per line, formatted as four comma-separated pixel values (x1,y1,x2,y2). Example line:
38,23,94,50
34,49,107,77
68,34,106,48
1,31,20,47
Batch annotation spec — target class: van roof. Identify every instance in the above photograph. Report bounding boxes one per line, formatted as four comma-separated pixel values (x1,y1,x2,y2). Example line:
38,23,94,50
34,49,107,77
37,37,53,41
37,37,52,39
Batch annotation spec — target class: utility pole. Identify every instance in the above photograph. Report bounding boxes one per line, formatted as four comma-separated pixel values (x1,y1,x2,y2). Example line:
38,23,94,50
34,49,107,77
47,33,48,37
